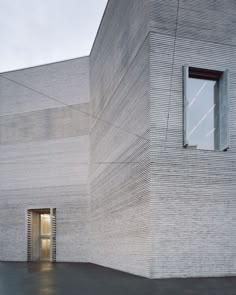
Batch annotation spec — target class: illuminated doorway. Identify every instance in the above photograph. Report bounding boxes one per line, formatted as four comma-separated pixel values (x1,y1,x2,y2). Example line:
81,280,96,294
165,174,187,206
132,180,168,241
27,208,56,262
40,213,51,260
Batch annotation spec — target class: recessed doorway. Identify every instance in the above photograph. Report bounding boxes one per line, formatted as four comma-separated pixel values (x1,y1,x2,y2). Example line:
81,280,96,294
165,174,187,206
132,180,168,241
40,213,51,260
27,208,56,262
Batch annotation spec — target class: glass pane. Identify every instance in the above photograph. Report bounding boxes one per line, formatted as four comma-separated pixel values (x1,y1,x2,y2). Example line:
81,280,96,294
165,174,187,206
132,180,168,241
186,78,219,150
41,238,50,260
40,214,50,235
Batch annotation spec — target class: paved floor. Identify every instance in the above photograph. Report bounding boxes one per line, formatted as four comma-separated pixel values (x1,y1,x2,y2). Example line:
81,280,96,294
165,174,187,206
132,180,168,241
0,262,236,295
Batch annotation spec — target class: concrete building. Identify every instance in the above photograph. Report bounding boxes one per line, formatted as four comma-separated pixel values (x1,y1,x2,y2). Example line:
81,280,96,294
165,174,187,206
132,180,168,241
0,0,236,279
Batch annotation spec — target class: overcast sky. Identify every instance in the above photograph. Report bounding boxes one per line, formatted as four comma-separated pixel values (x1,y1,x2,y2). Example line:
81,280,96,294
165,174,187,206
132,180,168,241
0,0,108,73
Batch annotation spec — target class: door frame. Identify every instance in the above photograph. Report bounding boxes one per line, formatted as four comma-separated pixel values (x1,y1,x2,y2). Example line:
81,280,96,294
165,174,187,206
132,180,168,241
27,208,56,262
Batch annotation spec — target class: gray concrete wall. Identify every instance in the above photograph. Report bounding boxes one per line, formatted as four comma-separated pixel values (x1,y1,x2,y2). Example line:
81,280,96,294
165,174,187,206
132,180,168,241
89,0,151,277
0,57,90,262
1,0,236,280
150,0,236,278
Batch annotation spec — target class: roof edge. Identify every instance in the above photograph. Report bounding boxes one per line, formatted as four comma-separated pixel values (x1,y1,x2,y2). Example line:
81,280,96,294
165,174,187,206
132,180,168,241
0,0,110,75
89,0,109,56
0,55,89,75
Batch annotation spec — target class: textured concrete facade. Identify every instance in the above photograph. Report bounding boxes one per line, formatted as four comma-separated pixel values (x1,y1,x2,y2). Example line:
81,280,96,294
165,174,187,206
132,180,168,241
89,0,151,277
0,57,90,262
150,0,236,278
1,0,236,279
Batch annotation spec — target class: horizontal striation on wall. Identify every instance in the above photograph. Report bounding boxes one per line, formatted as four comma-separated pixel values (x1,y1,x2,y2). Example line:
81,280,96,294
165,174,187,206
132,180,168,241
0,208,28,261
180,0,236,15
90,16,151,276
0,136,90,262
0,136,89,191
0,58,90,263
2,0,236,279
56,206,89,262
0,103,90,145
90,0,149,129
150,32,236,151
0,184,88,208
0,56,90,116
150,0,236,278
150,0,236,46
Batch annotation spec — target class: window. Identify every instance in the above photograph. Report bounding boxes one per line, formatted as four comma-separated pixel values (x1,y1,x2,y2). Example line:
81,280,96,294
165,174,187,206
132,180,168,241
183,66,229,151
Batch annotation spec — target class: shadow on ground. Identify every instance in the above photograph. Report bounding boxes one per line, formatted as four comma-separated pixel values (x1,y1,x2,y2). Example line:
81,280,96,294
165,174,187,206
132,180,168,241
0,262,235,295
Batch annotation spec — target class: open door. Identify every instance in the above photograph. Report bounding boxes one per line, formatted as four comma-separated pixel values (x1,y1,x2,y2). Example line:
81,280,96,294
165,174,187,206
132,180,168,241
27,208,56,262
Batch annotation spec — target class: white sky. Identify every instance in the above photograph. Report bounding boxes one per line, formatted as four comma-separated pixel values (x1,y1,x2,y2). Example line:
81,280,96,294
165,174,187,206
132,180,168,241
0,0,108,72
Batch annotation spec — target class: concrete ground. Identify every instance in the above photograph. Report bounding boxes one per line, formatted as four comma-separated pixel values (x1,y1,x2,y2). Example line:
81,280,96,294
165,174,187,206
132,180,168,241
0,262,236,295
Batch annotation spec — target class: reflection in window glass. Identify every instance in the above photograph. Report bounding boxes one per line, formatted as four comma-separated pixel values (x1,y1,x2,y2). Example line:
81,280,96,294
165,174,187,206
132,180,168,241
186,78,219,150
40,214,50,235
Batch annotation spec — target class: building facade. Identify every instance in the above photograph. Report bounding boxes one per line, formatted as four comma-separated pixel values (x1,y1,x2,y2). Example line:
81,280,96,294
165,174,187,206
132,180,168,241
1,0,236,279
